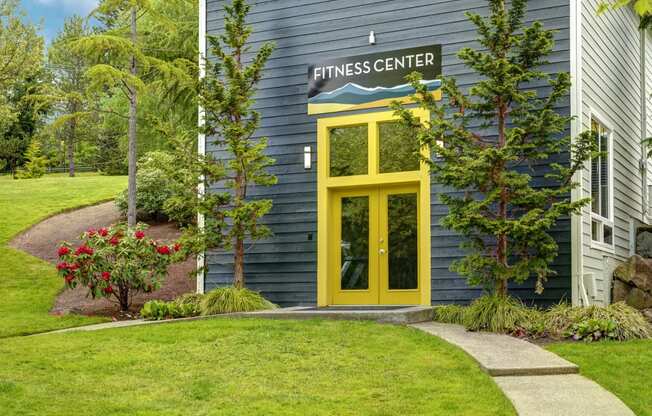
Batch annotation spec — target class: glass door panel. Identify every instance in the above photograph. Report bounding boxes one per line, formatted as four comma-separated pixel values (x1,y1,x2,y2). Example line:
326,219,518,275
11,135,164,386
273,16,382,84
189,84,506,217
331,189,379,305
379,186,420,305
340,196,370,290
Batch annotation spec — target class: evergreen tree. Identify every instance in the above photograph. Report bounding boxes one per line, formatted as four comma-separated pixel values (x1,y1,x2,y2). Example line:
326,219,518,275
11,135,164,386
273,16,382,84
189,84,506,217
48,16,93,177
16,140,48,179
393,0,597,297
72,0,195,226
199,0,276,288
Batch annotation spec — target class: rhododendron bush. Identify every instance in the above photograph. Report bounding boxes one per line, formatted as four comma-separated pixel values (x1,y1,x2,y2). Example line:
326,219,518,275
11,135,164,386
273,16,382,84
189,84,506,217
56,224,184,311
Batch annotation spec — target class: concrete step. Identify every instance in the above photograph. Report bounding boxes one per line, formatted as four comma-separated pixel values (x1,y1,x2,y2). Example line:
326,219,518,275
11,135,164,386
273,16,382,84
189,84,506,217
411,322,579,376
495,375,635,416
238,306,435,324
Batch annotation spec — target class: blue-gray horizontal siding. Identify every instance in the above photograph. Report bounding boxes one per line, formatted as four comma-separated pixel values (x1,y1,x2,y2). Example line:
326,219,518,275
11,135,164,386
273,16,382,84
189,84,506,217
205,0,572,306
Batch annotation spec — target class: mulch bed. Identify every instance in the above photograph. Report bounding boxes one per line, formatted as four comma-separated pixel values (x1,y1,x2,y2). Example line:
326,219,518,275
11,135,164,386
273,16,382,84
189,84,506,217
9,202,196,319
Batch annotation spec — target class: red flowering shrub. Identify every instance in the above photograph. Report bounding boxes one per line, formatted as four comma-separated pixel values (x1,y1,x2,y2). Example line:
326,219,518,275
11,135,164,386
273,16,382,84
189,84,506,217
56,224,184,311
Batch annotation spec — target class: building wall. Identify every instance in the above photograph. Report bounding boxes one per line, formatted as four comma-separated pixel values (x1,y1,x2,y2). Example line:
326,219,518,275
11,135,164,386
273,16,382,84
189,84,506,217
579,0,649,305
204,0,572,306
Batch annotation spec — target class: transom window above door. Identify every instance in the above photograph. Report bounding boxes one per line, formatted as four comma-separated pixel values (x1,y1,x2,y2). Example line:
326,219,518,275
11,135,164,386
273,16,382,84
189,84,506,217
328,116,422,179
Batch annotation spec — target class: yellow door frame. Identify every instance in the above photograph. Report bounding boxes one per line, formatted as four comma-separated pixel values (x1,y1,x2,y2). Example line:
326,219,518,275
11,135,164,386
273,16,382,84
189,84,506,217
317,109,431,306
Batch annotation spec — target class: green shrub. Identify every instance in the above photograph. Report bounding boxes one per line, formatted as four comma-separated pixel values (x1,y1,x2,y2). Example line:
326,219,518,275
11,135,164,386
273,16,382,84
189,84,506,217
115,151,175,221
200,287,277,315
140,293,204,321
463,294,534,333
545,302,651,341
16,141,48,179
433,305,467,325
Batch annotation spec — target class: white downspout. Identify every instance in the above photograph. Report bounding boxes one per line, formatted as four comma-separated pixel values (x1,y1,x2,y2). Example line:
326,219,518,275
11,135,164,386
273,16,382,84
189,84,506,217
196,0,207,294
570,0,584,306
640,27,648,223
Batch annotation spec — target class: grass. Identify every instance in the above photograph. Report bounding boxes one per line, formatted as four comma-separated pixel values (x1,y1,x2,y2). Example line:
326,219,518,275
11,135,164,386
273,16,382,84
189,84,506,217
0,173,127,338
0,318,516,415
548,340,652,416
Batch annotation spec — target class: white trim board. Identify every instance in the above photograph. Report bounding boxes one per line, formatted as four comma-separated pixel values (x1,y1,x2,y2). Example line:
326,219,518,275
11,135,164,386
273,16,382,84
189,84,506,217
196,0,207,294
570,0,584,306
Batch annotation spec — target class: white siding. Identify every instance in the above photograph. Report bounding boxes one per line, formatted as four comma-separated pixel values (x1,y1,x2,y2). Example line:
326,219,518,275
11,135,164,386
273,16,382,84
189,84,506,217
580,0,647,305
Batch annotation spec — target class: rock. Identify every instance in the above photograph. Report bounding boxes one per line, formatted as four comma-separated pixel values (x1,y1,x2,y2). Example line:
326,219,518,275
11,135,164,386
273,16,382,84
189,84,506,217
612,280,631,303
613,255,652,292
625,287,652,310
636,229,652,258
642,308,652,323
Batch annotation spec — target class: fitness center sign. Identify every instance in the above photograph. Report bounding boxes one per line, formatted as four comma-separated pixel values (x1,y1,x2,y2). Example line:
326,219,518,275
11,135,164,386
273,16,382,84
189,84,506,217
307,45,442,115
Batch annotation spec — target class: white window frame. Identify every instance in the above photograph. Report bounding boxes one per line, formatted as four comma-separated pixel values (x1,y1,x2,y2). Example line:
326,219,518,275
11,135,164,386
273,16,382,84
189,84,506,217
588,110,615,253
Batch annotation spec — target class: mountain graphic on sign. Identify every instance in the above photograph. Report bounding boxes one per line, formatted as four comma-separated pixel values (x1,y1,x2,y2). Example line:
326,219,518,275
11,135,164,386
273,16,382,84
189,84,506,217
308,79,442,105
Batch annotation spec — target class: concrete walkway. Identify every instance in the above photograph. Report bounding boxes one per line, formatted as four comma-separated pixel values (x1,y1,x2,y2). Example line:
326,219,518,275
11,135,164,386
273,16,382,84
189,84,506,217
412,322,634,416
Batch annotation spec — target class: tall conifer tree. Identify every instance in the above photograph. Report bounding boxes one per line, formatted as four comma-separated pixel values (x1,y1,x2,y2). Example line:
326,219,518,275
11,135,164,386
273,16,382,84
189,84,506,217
394,0,597,296
199,0,276,288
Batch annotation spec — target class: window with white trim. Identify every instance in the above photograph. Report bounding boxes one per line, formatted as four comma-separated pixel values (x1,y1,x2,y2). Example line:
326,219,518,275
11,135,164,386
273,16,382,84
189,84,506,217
590,117,613,247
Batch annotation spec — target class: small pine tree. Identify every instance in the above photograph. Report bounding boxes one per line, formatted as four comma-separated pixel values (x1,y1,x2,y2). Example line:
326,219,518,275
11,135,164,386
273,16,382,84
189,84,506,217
16,140,48,179
393,0,597,297
199,0,276,289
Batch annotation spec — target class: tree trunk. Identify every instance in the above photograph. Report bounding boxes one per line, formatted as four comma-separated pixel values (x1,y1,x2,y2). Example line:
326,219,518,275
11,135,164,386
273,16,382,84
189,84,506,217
67,121,75,177
127,6,138,228
496,100,508,298
233,172,245,288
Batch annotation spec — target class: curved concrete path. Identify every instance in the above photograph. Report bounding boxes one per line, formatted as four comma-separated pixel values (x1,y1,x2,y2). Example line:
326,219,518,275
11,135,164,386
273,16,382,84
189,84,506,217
412,322,634,416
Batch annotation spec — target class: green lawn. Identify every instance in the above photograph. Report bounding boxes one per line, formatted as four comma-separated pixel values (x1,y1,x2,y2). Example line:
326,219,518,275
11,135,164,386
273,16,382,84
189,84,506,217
0,318,516,416
0,173,127,338
548,340,652,416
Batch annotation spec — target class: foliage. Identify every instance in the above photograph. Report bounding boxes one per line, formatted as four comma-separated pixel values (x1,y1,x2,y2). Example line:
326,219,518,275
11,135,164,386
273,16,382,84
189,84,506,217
115,150,176,221
433,304,467,325
140,295,203,320
200,287,277,315
15,141,48,179
393,0,597,297
545,302,652,341
56,223,184,311
73,0,198,226
0,320,516,415
46,15,94,177
0,173,126,337
463,294,534,333
442,296,651,341
199,0,276,288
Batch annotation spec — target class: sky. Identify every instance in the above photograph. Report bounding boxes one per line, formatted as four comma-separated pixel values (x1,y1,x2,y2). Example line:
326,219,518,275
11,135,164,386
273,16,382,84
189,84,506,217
21,0,99,44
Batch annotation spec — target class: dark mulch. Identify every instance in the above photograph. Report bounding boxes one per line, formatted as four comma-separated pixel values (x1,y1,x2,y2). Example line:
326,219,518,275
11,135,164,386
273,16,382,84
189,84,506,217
10,201,196,319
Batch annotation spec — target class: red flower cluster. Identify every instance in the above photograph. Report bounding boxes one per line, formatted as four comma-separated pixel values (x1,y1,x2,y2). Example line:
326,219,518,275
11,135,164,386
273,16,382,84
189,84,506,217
101,271,111,281
98,228,108,237
174,243,181,252
87,228,96,237
134,230,145,240
57,246,70,257
109,236,120,246
103,286,114,294
156,245,171,255
65,274,75,283
57,262,79,272
75,245,94,256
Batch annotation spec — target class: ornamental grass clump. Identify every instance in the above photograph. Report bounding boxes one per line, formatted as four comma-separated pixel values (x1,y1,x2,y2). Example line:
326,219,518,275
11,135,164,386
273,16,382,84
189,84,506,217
56,224,185,311
545,302,651,341
433,305,467,325
463,294,536,333
200,287,277,315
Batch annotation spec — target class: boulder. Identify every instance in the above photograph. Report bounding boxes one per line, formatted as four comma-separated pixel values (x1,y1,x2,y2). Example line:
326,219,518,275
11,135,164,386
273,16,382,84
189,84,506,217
612,279,631,303
636,229,652,258
613,255,652,292
625,287,652,310
642,308,652,324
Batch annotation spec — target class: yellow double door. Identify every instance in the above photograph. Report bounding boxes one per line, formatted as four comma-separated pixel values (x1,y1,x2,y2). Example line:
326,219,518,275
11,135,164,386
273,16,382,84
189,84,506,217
330,184,421,305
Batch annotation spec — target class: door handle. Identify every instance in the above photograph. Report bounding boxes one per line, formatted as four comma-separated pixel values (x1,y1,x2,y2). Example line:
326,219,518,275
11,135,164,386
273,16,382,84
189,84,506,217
379,249,386,255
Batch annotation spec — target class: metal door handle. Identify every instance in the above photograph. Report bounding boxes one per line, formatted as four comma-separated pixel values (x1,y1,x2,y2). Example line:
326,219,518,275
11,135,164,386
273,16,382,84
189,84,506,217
379,249,386,255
